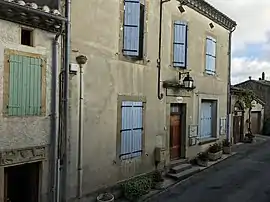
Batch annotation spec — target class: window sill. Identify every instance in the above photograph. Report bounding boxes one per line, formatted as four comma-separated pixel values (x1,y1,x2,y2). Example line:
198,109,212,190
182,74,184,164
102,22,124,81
198,137,218,145
118,54,149,66
203,71,216,77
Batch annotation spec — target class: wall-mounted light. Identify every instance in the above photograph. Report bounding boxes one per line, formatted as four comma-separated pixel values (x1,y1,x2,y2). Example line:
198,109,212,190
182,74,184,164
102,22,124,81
178,72,195,90
209,22,214,29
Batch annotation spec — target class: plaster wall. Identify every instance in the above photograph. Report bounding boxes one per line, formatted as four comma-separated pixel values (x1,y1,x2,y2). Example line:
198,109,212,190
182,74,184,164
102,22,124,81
68,0,230,198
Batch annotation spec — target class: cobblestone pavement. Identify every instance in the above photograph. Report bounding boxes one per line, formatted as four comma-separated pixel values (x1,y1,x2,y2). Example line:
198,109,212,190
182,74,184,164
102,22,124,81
147,135,270,202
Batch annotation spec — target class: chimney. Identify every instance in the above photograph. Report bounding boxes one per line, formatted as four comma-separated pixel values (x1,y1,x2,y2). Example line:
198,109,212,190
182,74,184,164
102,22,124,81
262,72,265,80
249,76,252,80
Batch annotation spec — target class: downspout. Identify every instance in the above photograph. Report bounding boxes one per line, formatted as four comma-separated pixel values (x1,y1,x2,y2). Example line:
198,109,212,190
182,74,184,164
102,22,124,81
226,26,236,142
51,25,64,202
61,0,71,200
157,0,170,100
75,55,87,199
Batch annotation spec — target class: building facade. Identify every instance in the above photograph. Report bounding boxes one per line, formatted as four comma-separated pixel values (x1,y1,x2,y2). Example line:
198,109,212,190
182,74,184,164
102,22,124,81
67,0,236,200
0,1,65,202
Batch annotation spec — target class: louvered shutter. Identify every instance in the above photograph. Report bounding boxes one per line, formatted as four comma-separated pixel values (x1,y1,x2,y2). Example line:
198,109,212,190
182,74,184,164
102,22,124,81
123,0,141,56
173,21,188,68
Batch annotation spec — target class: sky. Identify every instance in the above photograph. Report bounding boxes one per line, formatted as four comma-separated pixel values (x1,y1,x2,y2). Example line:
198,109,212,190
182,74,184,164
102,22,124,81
207,0,270,84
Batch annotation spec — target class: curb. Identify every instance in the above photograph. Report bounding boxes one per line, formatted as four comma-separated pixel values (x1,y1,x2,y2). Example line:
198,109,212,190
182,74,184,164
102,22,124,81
143,153,237,202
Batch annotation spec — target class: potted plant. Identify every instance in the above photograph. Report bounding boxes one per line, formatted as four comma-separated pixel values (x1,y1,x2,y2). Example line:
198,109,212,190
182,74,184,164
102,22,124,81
222,139,232,154
151,170,165,190
244,131,254,143
97,193,114,202
208,142,222,161
196,152,209,167
122,176,152,201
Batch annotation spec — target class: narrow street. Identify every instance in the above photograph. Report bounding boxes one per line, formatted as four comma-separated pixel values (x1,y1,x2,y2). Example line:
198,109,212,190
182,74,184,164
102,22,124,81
148,137,270,202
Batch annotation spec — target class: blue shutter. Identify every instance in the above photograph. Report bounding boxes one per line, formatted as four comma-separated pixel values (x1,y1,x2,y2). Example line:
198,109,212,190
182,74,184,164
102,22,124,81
120,101,143,160
123,0,141,56
173,21,188,68
205,37,216,74
200,102,212,138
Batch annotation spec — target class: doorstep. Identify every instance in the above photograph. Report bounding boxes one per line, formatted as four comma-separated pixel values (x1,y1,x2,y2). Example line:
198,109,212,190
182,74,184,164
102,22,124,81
116,152,237,202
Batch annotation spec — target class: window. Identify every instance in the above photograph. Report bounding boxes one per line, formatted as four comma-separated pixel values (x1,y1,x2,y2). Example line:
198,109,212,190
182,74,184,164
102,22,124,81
173,21,188,68
119,101,144,160
205,36,216,75
200,100,217,138
122,0,145,59
21,29,33,46
4,51,45,116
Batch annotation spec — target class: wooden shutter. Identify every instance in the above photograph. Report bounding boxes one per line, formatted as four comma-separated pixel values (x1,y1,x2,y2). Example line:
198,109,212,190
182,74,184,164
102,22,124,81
173,21,188,68
8,54,42,116
123,0,141,56
205,36,216,74
200,102,212,138
120,101,143,160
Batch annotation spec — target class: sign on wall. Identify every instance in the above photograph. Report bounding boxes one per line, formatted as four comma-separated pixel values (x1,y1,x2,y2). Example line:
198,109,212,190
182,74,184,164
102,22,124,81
220,117,226,135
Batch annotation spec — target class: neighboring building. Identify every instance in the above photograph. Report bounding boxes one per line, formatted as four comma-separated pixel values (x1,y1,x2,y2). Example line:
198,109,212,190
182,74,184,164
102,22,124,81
234,72,270,120
230,86,264,144
67,0,236,200
0,1,65,202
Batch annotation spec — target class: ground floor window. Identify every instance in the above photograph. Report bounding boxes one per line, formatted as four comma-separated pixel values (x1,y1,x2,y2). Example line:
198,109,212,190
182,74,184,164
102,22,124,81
119,99,145,160
200,99,217,138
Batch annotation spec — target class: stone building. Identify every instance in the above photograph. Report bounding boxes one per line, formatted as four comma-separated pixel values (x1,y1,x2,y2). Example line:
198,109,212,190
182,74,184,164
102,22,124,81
234,72,270,120
0,1,65,202
66,0,236,200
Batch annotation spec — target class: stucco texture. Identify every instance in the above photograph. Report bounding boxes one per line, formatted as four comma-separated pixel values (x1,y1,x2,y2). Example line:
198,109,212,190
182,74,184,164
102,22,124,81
67,0,230,198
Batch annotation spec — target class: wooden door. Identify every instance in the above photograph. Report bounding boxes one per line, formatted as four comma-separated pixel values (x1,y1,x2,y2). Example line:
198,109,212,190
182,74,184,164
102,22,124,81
233,116,242,143
170,104,181,160
251,112,261,134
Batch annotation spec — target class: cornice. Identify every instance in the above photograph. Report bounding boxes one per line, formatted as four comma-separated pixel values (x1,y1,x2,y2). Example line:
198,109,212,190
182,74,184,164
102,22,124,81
179,0,237,30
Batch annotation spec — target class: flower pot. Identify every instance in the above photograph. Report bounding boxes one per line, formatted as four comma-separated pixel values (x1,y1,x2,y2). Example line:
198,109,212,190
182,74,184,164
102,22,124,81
208,151,222,161
97,193,114,202
223,146,231,154
197,159,208,167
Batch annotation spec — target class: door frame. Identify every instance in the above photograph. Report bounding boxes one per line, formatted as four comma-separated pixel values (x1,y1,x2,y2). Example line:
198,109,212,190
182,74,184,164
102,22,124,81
169,103,187,160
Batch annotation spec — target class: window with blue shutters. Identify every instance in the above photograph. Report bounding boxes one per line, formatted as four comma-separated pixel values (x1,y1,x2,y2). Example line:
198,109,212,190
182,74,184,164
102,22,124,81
122,0,145,58
173,21,188,68
205,36,216,75
120,101,144,160
4,50,45,116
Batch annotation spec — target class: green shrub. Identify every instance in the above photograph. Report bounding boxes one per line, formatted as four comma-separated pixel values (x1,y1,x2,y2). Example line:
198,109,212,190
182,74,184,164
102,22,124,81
197,152,208,161
208,143,222,153
122,176,152,201
151,170,164,188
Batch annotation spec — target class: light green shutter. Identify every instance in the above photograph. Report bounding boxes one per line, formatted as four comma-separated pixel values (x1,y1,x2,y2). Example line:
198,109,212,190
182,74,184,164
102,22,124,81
8,54,42,116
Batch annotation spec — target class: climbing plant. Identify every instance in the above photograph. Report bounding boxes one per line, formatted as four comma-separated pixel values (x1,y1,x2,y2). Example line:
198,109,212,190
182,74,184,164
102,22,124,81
238,90,255,110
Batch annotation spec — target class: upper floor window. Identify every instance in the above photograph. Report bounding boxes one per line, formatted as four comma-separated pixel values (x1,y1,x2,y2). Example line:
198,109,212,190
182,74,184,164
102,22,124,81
205,36,216,75
173,21,188,68
122,0,145,59
4,50,46,116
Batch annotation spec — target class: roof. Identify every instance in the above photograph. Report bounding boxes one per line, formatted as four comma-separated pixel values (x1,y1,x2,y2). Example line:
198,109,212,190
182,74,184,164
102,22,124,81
0,0,66,33
235,79,270,88
179,0,237,30
230,86,265,106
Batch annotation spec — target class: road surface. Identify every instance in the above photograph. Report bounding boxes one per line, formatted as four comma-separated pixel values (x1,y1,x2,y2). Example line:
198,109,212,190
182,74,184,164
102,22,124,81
148,138,270,202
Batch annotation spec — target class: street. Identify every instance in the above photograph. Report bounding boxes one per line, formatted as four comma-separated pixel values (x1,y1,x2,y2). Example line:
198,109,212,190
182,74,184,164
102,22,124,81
148,137,270,202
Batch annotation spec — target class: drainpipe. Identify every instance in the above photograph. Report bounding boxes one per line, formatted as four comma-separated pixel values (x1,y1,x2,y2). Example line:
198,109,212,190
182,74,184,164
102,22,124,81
51,25,64,202
157,0,171,100
60,0,71,201
226,26,236,142
75,55,88,199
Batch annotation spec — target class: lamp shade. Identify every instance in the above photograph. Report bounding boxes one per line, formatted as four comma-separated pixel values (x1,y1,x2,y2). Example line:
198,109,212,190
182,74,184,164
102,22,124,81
183,73,194,88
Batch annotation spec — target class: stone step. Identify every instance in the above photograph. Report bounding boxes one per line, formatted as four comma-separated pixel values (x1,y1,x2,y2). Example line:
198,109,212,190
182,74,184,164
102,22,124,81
167,167,201,181
170,163,192,174
170,159,188,167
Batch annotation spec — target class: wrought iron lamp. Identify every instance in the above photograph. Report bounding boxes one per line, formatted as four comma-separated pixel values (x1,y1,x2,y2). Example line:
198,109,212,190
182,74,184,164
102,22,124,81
179,72,195,90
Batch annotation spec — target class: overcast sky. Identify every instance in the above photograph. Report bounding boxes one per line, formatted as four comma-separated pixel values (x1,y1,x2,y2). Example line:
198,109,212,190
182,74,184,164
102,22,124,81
207,0,270,84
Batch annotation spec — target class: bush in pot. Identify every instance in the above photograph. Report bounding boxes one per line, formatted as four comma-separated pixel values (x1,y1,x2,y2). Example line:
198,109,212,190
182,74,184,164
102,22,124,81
222,139,232,154
121,176,152,201
196,152,209,167
151,170,164,190
208,143,222,161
